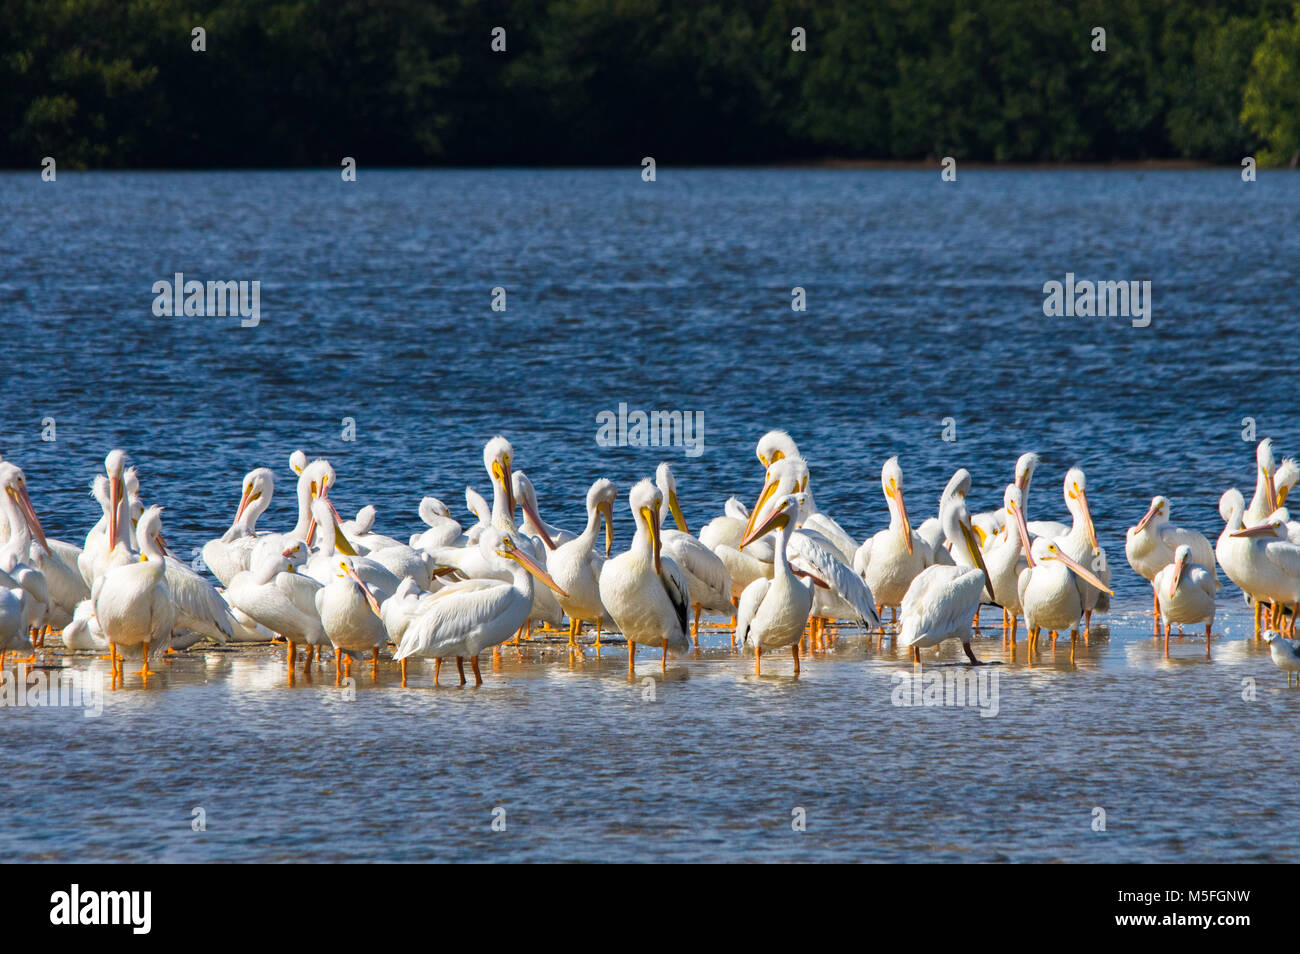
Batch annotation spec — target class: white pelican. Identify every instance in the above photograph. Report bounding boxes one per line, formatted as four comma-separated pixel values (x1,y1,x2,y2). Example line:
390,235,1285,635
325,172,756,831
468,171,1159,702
303,498,401,602
393,530,567,686
1126,495,1217,633
756,429,799,470
984,484,1031,641
79,451,134,584
1228,511,1300,634
0,584,31,667
1263,631,1300,686
1051,467,1110,634
62,599,109,652
598,479,691,677
0,462,87,631
1152,544,1216,655
546,478,616,645
201,467,274,586
483,436,519,534
464,487,491,543
1017,539,1113,657
1216,489,1266,633
854,456,928,625
701,498,773,606
656,462,733,643
226,539,327,671
410,497,465,550
1276,457,1299,510
315,556,388,681
753,430,856,561
736,493,814,674
513,471,571,548
1246,438,1279,526
896,482,995,664
91,505,174,680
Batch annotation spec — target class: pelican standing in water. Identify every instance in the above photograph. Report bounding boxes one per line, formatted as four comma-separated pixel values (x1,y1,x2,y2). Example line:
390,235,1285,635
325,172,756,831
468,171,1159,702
1052,467,1110,636
1126,495,1217,634
854,456,927,629
736,493,814,675
315,557,388,681
546,478,616,646
1228,511,1300,635
394,530,568,686
656,463,733,644
1017,539,1114,660
984,484,1031,643
896,482,995,664
1246,438,1280,526
226,539,327,673
1152,544,1216,656
599,480,691,677
91,505,174,680
201,467,275,586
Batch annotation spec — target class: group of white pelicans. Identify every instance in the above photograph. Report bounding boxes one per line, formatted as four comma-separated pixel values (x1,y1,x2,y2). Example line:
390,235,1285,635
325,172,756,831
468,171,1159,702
2,431,1300,688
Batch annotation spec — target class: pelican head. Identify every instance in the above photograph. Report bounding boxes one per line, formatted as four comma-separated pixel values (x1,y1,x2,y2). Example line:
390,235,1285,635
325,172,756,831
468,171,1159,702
236,467,275,523
629,479,665,573
740,492,807,549
655,461,689,534
1219,488,1245,523
309,495,357,555
1258,438,1278,510
419,496,450,524
492,532,569,597
1014,452,1040,492
940,485,993,596
587,478,617,557
1064,467,1099,551
512,470,556,549
289,449,308,475
1168,544,1192,597
337,557,382,617
0,462,47,552
1132,495,1168,535
743,455,808,542
1005,484,1032,557
465,486,490,525
882,456,912,555
1231,510,1289,541
103,449,129,550
941,468,972,504
756,429,799,470
136,505,166,562
1041,541,1114,595
484,435,515,516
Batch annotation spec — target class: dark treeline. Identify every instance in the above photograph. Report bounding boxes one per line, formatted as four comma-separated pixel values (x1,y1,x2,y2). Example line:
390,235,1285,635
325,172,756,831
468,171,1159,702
4,0,1300,169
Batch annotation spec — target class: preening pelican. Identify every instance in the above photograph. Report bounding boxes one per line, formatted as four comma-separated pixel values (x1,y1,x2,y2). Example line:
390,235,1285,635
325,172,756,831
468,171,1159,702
985,484,1031,641
854,456,927,624
303,498,401,602
483,436,519,534
756,430,799,470
394,530,567,686
546,478,616,645
736,493,814,674
1017,539,1113,658
598,479,691,677
1263,631,1300,686
91,505,174,679
315,556,388,681
0,462,87,630
1126,494,1217,634
1052,467,1110,634
1152,544,1216,655
897,482,995,664
656,463,733,643
1246,438,1279,526
202,467,275,586
410,497,465,550
226,539,327,671
513,471,569,548
62,599,109,652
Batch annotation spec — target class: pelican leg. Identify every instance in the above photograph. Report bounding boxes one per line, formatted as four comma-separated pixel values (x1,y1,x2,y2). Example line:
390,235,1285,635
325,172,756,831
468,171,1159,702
1205,621,1212,658
661,641,668,674
400,657,408,687
286,640,296,668
456,656,466,686
691,605,701,646
972,607,980,628
1084,609,1092,637
1163,618,1169,657
434,657,442,686
1152,587,1160,635
875,605,884,634
791,643,800,674
471,655,482,687
755,646,761,676
595,619,603,649
911,646,920,664
1069,628,1077,665
139,641,155,678
371,647,380,678
1253,599,1262,637
962,642,981,665
304,645,315,670
627,641,635,679
334,651,342,685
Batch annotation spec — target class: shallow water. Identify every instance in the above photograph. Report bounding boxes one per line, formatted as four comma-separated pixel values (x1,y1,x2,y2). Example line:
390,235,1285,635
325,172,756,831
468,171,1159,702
2,168,1298,862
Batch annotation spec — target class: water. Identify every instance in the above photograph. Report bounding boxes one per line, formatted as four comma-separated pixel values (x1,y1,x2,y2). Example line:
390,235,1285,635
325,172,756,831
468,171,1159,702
1,169,1297,862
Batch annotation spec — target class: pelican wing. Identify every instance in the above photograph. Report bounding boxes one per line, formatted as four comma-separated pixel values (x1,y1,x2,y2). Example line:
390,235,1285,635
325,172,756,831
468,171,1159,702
662,530,732,612
802,512,858,563
163,556,234,642
658,555,691,638
789,531,879,628
898,565,983,648
1265,541,1300,579
394,579,513,659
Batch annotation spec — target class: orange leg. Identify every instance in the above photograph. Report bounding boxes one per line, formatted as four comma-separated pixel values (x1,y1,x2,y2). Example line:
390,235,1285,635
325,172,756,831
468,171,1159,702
471,655,482,686
790,643,799,675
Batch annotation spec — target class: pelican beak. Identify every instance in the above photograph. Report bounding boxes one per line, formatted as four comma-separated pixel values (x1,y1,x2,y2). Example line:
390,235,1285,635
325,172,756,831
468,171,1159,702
108,474,122,549
520,489,556,550
740,505,789,550
234,484,256,523
1169,554,1186,598
960,518,995,597
742,477,779,543
1076,485,1099,551
1049,548,1114,595
668,489,689,534
501,458,515,518
889,480,913,555
1266,466,1278,512
641,505,662,574
321,497,357,555
1231,522,1277,539
600,500,614,558
1012,502,1034,567
343,563,382,617
1280,484,1292,507
14,483,48,552
1015,471,1029,492
499,542,568,597
1132,499,1159,535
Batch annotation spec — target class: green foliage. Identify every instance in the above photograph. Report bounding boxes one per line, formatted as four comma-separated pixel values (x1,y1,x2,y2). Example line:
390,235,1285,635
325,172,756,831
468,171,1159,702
0,0,1296,167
